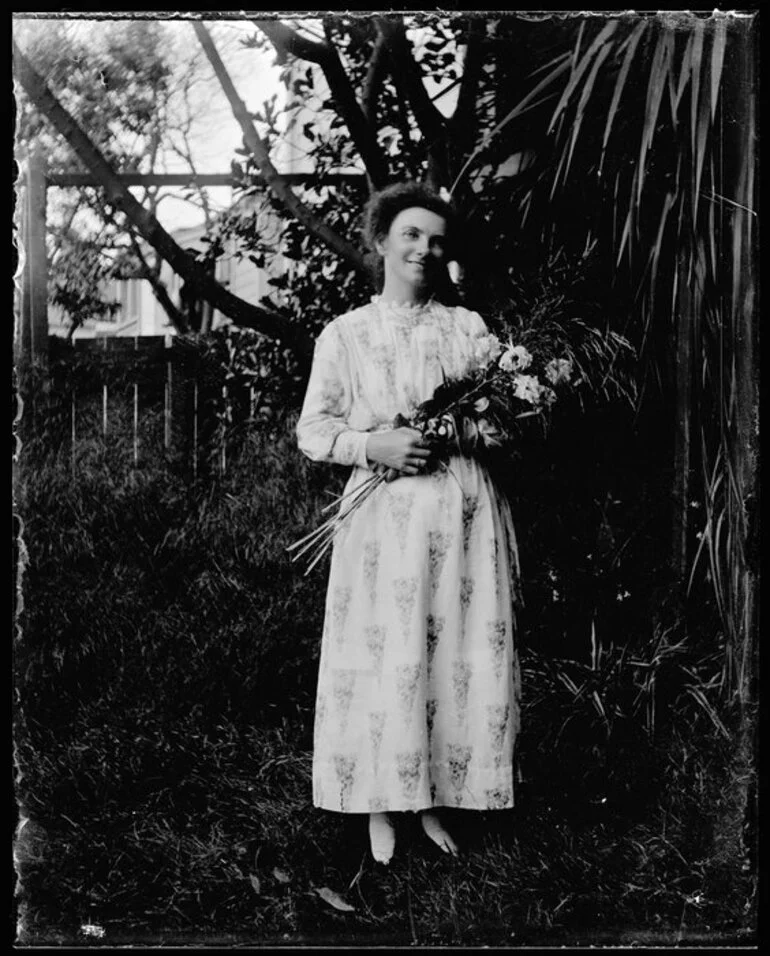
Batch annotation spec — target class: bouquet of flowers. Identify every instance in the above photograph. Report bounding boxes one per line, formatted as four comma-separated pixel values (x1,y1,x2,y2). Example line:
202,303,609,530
287,334,578,574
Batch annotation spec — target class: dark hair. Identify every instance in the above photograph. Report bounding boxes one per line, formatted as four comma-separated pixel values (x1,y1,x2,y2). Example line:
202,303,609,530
362,181,458,253
361,181,461,300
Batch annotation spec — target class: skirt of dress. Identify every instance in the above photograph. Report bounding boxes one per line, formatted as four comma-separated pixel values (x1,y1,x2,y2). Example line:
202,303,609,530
312,454,522,814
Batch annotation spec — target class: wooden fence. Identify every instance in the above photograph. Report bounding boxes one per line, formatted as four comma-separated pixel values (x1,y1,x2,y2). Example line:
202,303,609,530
17,334,274,478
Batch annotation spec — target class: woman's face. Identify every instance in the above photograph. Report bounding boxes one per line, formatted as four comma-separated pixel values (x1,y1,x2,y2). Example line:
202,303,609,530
376,206,448,295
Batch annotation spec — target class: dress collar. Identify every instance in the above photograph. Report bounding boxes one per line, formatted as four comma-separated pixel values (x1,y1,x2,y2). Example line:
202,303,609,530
371,294,438,321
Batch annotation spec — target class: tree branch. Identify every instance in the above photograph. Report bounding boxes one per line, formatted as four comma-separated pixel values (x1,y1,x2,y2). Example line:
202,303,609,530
127,230,189,334
14,40,313,360
195,21,367,275
447,20,486,185
362,29,388,125
253,18,388,189
375,17,447,149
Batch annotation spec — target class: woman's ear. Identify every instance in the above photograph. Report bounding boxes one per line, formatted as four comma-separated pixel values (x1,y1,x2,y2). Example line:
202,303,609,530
374,235,387,256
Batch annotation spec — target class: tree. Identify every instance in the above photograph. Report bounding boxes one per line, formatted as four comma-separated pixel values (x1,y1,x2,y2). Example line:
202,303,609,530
16,20,185,333
14,29,309,357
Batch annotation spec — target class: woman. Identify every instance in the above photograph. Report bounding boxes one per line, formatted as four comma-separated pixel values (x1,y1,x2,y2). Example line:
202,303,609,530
296,182,522,865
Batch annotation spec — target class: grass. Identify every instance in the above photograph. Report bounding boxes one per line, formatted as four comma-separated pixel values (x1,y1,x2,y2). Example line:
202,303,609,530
13,404,757,946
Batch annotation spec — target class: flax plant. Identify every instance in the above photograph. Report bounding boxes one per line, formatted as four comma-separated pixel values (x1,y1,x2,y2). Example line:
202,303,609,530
459,13,757,702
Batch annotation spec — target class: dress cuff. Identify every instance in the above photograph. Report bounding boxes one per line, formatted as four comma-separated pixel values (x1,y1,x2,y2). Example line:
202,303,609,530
332,429,370,469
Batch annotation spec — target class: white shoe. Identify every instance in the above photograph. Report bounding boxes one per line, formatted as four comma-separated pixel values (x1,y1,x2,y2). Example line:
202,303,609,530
369,812,396,865
420,810,459,856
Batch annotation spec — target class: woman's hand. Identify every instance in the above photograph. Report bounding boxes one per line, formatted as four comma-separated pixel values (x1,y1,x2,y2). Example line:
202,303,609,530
366,427,432,478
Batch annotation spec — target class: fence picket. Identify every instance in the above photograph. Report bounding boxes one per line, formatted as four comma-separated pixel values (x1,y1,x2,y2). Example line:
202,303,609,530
70,390,76,472
192,379,199,480
164,334,173,452
133,335,139,467
102,336,108,437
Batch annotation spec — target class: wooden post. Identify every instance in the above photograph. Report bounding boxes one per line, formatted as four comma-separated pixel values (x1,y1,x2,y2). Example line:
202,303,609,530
19,151,48,368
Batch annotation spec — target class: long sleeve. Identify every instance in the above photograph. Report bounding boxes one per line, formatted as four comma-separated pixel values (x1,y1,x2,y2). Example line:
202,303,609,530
296,320,371,468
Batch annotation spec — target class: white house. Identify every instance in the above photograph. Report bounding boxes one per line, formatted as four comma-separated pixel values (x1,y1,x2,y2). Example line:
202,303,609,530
48,191,287,340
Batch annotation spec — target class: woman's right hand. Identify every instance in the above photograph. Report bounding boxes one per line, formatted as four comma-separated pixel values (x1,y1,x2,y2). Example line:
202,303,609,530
366,427,432,478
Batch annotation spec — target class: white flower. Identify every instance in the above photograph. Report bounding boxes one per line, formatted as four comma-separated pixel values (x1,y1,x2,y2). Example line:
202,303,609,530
512,373,543,405
474,396,490,412
545,357,574,385
436,414,456,441
499,343,533,372
499,351,516,373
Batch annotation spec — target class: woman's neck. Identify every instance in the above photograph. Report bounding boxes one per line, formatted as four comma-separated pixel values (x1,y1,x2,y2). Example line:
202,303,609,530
379,278,431,306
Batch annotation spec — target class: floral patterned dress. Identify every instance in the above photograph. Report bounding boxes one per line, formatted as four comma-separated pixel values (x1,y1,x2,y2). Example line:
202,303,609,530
296,296,522,813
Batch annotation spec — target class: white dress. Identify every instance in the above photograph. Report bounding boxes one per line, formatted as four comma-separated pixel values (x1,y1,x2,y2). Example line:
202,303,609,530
296,296,522,813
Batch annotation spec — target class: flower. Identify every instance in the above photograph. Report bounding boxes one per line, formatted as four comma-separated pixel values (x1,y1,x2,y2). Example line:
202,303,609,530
545,357,574,385
290,314,591,574
542,386,557,407
477,418,502,447
499,343,533,372
512,373,544,405
436,414,456,441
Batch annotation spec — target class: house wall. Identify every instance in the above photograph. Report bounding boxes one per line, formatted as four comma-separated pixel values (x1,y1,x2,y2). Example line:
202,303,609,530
54,212,282,340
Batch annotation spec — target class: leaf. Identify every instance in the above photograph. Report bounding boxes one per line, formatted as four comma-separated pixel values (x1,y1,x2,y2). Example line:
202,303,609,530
314,885,355,912
637,28,674,204
449,52,570,196
549,20,620,132
272,867,291,884
558,43,613,191
710,16,727,120
249,873,261,895
598,20,647,174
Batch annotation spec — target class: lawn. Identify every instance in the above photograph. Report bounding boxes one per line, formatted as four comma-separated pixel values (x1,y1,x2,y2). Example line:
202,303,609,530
13,410,757,947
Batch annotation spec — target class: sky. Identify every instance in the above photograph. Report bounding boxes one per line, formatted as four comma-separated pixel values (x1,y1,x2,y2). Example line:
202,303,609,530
137,18,285,231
